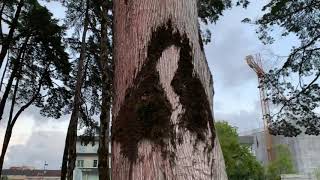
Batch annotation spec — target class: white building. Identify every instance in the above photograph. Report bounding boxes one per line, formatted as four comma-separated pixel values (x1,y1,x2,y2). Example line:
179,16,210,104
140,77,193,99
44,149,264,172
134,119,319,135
73,138,99,180
240,129,320,179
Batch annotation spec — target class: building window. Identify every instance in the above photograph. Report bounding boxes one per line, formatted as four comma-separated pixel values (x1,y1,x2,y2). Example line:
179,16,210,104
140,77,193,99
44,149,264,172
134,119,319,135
93,160,98,167
77,160,84,167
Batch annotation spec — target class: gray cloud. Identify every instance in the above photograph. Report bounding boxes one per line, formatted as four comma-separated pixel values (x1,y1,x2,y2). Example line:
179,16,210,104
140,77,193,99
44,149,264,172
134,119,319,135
203,1,270,89
4,131,66,169
215,109,262,133
205,26,258,88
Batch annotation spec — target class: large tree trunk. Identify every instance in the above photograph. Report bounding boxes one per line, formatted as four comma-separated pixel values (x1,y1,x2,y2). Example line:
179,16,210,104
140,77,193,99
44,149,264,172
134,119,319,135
97,1,112,179
111,0,227,179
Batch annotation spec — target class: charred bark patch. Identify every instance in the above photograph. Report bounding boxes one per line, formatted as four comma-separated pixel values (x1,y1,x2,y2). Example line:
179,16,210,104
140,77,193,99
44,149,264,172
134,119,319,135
171,36,216,146
112,19,215,170
112,58,173,163
112,21,179,164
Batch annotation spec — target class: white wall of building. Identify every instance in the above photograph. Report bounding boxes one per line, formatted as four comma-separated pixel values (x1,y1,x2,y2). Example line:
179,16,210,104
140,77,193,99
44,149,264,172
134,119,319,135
74,139,99,180
241,129,320,175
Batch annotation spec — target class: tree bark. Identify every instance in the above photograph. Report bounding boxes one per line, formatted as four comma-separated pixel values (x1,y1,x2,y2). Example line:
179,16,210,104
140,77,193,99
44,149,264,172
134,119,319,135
62,2,89,179
98,90,111,180
0,0,8,40
112,0,227,179
0,0,24,69
0,51,10,92
97,1,112,179
60,129,69,180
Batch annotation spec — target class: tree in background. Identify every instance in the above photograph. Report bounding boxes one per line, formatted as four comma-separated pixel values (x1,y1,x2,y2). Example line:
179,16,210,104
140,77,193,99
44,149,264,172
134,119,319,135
90,0,113,179
243,0,320,137
266,144,296,180
215,121,265,180
60,0,113,178
0,0,38,122
60,0,91,179
0,0,25,68
313,167,320,180
0,1,70,175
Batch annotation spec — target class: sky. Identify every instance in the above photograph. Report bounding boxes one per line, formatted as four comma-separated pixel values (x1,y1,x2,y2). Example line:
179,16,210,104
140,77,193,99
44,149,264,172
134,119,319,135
0,0,297,170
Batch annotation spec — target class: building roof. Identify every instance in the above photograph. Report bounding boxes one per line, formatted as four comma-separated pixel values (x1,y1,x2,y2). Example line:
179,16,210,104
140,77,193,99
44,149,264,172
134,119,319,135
2,169,60,177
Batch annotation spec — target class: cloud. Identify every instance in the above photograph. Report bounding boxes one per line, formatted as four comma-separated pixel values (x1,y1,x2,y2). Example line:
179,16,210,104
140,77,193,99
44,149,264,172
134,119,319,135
0,104,68,170
206,28,257,88
215,109,262,133
4,131,66,169
204,6,264,89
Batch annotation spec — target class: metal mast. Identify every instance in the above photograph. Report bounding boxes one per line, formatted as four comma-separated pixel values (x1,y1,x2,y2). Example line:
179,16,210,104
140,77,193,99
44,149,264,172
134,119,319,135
246,54,274,162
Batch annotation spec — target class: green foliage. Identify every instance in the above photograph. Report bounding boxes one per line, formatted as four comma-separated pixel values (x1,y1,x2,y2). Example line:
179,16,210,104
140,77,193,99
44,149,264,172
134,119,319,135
0,176,8,180
11,1,71,118
248,0,320,136
198,0,249,24
216,121,265,180
0,0,72,122
0,0,71,175
266,144,296,180
313,167,320,180
62,0,113,142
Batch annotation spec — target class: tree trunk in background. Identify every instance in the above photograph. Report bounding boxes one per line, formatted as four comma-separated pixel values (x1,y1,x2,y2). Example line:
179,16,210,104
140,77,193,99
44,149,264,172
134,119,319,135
0,77,41,177
0,78,19,176
0,0,24,69
98,1,112,179
62,3,89,179
60,131,69,180
0,0,8,41
0,36,29,122
112,0,227,179
0,51,10,92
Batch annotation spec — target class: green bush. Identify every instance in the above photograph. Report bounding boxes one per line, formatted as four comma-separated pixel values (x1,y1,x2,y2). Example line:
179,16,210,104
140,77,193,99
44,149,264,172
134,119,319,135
216,121,265,180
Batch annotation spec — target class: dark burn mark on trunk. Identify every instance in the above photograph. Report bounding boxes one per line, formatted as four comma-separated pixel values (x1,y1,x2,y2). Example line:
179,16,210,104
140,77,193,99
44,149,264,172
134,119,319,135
112,19,215,170
171,35,216,147
112,21,177,164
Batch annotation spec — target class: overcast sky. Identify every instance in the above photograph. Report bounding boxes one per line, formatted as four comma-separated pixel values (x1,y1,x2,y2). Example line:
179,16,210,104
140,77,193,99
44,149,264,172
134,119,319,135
0,0,297,170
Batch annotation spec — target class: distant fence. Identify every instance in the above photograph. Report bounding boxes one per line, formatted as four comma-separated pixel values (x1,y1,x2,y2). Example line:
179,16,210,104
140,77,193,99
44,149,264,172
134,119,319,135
281,174,315,180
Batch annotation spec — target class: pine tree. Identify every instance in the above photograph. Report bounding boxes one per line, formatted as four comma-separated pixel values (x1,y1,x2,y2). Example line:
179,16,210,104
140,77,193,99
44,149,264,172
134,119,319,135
0,1,70,175
243,0,320,136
